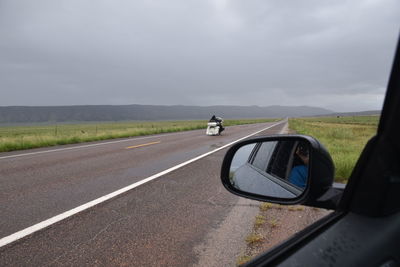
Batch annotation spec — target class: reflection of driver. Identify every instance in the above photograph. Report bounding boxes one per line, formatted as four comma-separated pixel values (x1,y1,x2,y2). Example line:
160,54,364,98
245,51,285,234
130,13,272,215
288,143,309,188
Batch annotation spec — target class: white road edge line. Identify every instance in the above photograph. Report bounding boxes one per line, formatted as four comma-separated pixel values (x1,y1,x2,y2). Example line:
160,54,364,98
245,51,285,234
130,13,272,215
0,131,190,160
0,120,286,248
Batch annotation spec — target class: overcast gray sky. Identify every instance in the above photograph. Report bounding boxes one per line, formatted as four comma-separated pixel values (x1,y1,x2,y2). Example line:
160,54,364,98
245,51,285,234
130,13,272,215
0,0,399,112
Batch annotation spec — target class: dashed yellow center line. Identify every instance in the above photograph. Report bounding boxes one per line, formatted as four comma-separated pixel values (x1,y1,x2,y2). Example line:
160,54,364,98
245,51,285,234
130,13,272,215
125,141,161,149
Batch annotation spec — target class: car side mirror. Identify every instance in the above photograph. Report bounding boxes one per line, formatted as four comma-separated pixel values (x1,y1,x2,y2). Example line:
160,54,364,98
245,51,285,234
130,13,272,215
221,135,339,208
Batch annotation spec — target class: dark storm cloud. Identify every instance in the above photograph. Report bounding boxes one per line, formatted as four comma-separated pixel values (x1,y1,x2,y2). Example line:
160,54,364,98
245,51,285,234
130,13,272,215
0,0,399,111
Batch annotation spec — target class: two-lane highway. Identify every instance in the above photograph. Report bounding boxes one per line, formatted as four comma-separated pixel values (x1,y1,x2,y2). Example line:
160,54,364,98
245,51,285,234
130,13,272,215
0,121,287,266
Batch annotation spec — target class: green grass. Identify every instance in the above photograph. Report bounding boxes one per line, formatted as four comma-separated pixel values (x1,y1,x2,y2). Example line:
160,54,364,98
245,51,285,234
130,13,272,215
304,115,380,125
0,118,279,152
289,115,379,182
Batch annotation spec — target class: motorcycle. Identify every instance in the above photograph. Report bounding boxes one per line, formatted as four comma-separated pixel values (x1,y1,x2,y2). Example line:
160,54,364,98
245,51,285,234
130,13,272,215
206,116,224,136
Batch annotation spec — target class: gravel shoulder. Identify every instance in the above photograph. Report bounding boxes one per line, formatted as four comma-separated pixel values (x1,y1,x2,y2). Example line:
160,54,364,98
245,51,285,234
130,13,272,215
193,197,260,267
237,204,330,265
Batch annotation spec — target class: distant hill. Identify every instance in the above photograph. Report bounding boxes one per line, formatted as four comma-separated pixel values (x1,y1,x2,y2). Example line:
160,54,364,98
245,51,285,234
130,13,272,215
0,105,334,124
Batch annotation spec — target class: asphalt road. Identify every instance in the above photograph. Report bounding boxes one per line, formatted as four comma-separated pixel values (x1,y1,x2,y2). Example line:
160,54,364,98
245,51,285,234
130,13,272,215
0,121,287,266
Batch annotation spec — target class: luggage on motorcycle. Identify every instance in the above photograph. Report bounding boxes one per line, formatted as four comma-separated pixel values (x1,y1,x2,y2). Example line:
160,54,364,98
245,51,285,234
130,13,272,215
206,124,220,135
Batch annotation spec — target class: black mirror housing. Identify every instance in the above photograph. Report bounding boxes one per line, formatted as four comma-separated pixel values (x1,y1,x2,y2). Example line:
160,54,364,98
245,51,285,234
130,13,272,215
221,135,336,208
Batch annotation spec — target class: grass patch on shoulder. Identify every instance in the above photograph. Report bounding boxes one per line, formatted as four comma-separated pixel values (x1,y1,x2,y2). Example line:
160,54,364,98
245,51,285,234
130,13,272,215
289,115,379,182
0,118,279,152
268,219,279,228
254,215,266,228
245,233,264,245
236,255,252,266
259,203,273,211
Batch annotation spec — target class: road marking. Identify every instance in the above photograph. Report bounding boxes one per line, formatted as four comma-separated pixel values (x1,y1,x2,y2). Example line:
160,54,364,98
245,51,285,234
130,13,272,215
0,120,286,248
126,141,160,149
0,131,188,160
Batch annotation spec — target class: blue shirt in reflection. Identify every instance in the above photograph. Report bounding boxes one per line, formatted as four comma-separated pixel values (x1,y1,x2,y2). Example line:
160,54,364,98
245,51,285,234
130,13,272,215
289,165,308,188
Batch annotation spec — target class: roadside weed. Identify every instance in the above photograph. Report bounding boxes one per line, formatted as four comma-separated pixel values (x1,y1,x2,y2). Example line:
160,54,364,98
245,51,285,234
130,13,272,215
236,255,252,266
259,203,273,211
245,234,264,245
269,219,279,228
288,206,305,211
254,215,266,227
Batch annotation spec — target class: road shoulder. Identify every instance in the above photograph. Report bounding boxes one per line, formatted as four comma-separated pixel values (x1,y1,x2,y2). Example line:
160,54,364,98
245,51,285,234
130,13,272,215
193,197,260,267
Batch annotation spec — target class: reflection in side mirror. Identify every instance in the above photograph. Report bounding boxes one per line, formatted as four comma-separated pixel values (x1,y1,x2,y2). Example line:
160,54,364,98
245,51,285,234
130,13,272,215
229,140,310,199
221,135,336,207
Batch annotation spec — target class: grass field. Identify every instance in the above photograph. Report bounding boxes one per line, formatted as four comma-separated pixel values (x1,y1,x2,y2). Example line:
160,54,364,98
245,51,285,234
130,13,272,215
0,118,279,153
289,115,380,182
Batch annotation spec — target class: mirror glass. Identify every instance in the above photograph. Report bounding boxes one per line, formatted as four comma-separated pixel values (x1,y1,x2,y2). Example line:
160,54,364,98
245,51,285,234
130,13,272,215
229,140,310,199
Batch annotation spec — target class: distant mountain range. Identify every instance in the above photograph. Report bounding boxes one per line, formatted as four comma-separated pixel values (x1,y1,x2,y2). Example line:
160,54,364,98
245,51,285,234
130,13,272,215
0,104,335,124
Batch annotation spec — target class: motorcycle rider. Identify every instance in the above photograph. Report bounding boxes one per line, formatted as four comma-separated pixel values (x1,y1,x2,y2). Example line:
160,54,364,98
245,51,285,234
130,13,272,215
209,115,224,134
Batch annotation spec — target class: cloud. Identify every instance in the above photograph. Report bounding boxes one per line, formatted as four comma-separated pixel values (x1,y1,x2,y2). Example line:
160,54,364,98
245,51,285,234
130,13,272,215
0,0,398,111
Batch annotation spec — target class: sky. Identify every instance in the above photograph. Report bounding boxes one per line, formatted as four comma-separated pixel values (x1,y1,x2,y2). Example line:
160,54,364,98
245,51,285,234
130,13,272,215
0,0,399,112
